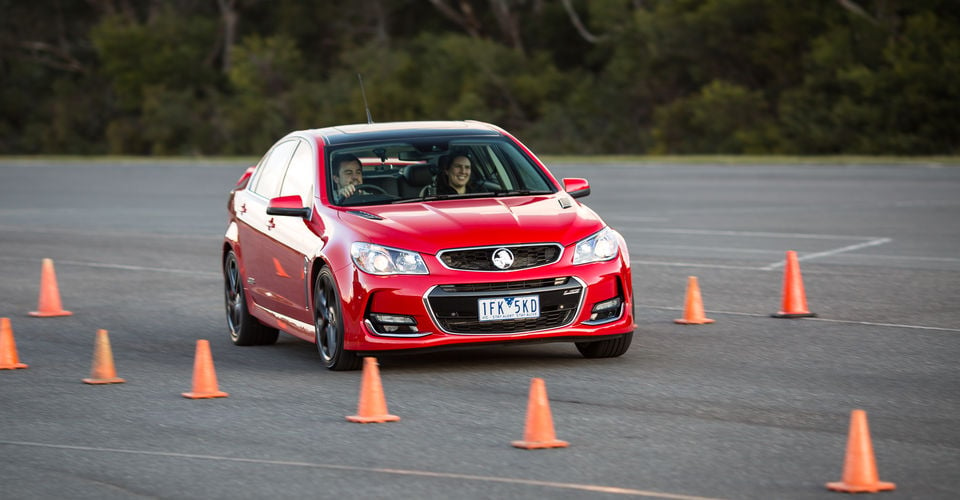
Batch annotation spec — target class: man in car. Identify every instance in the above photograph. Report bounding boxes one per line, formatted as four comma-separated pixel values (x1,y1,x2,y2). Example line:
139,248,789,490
332,154,364,201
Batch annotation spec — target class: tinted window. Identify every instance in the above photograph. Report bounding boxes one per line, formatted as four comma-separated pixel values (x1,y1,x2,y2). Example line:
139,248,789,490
250,139,297,199
280,140,315,202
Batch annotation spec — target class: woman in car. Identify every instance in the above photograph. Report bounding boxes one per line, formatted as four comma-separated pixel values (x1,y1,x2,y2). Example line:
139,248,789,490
436,151,481,195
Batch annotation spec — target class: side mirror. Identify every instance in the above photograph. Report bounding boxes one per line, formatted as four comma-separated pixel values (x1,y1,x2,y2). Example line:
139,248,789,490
562,178,591,199
266,195,310,218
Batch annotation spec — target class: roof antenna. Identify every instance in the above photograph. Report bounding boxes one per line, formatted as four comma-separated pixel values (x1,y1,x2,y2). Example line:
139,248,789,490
357,73,374,124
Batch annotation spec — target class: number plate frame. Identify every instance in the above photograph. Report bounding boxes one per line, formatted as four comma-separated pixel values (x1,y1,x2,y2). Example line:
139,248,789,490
477,295,541,322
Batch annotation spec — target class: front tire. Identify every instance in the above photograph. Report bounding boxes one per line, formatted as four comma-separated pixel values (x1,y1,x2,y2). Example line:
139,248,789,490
314,267,361,371
575,332,633,358
224,250,278,346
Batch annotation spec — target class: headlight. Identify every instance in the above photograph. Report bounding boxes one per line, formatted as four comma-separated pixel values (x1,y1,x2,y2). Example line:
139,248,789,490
573,227,620,264
351,242,429,275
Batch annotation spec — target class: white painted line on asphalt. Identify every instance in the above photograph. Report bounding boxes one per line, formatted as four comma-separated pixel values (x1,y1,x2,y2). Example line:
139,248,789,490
631,244,779,255
785,253,960,263
621,227,896,270
762,238,892,270
0,224,215,240
641,305,960,333
0,256,219,277
0,440,724,500
608,215,673,223
57,259,222,277
623,227,877,240
803,317,960,332
631,260,763,271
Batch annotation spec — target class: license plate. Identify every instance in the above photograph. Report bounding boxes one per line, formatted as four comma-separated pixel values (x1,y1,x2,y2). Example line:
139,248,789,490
478,295,540,321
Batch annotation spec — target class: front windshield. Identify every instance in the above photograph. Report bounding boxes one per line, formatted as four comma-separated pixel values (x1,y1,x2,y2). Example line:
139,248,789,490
326,138,556,206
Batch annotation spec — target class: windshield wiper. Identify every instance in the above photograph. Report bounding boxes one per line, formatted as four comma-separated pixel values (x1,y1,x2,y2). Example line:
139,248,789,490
391,194,452,203
391,192,499,204
492,189,553,197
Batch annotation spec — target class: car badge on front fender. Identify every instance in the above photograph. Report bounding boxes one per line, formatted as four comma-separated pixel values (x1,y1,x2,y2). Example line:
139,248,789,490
492,248,515,270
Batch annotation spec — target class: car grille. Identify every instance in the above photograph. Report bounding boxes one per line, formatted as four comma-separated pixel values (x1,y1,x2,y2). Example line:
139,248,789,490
438,244,562,271
427,277,583,334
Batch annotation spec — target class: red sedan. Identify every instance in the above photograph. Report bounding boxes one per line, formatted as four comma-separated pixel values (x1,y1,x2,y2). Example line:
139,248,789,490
223,121,635,370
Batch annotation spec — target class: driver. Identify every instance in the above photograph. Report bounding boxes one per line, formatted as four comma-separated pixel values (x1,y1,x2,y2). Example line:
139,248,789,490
332,154,365,201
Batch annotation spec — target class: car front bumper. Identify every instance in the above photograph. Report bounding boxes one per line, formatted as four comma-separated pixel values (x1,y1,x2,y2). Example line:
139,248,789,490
335,255,635,352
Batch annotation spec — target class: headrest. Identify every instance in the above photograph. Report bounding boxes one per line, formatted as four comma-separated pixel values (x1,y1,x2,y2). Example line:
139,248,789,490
402,163,434,187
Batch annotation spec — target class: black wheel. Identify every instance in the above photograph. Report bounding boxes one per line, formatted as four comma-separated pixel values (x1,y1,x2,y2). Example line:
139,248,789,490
314,267,361,371
575,332,633,358
224,250,278,346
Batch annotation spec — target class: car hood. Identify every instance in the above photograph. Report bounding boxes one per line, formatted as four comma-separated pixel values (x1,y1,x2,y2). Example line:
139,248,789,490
336,195,605,255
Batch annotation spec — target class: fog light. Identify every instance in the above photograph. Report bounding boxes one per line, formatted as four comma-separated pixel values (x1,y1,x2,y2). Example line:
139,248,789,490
588,297,622,323
370,313,416,325
367,313,421,336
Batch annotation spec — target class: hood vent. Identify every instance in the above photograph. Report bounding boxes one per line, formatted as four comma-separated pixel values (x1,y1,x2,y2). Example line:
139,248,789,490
347,210,383,220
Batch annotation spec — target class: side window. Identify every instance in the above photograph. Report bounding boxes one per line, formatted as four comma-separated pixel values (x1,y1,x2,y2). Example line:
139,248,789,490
250,140,298,199
280,140,314,203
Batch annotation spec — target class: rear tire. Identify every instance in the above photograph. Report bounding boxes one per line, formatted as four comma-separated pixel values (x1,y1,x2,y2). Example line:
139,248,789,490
576,332,633,358
314,267,361,371
224,250,279,346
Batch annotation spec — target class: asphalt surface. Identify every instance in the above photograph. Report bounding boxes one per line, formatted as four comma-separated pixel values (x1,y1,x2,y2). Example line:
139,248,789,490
1,158,958,499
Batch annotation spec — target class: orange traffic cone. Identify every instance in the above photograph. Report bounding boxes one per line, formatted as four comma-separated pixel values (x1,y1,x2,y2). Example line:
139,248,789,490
772,250,816,318
182,340,228,399
512,378,569,449
0,317,28,370
347,357,400,423
826,409,896,493
28,258,73,317
83,329,125,384
674,276,715,324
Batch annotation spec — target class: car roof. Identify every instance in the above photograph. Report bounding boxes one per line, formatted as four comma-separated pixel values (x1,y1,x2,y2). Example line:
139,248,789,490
301,120,506,146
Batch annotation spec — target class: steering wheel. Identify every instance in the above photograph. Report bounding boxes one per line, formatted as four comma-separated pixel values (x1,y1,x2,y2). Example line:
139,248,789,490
355,184,389,195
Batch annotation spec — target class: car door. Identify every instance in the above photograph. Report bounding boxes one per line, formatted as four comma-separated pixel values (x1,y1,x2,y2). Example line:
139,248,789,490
266,139,317,323
235,139,298,315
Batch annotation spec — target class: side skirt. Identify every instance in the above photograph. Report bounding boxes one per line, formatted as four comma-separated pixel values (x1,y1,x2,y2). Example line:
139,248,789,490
253,304,315,343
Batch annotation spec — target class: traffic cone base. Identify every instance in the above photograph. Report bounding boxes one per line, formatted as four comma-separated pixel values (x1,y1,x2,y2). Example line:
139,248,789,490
182,340,228,399
512,438,570,449
773,251,815,318
29,258,73,317
0,317,28,370
826,480,896,493
346,414,401,424
771,311,817,318
83,329,125,384
674,318,716,325
84,376,125,384
347,357,399,423
825,409,895,493
675,276,715,325
182,389,228,399
512,378,568,450
28,310,74,318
